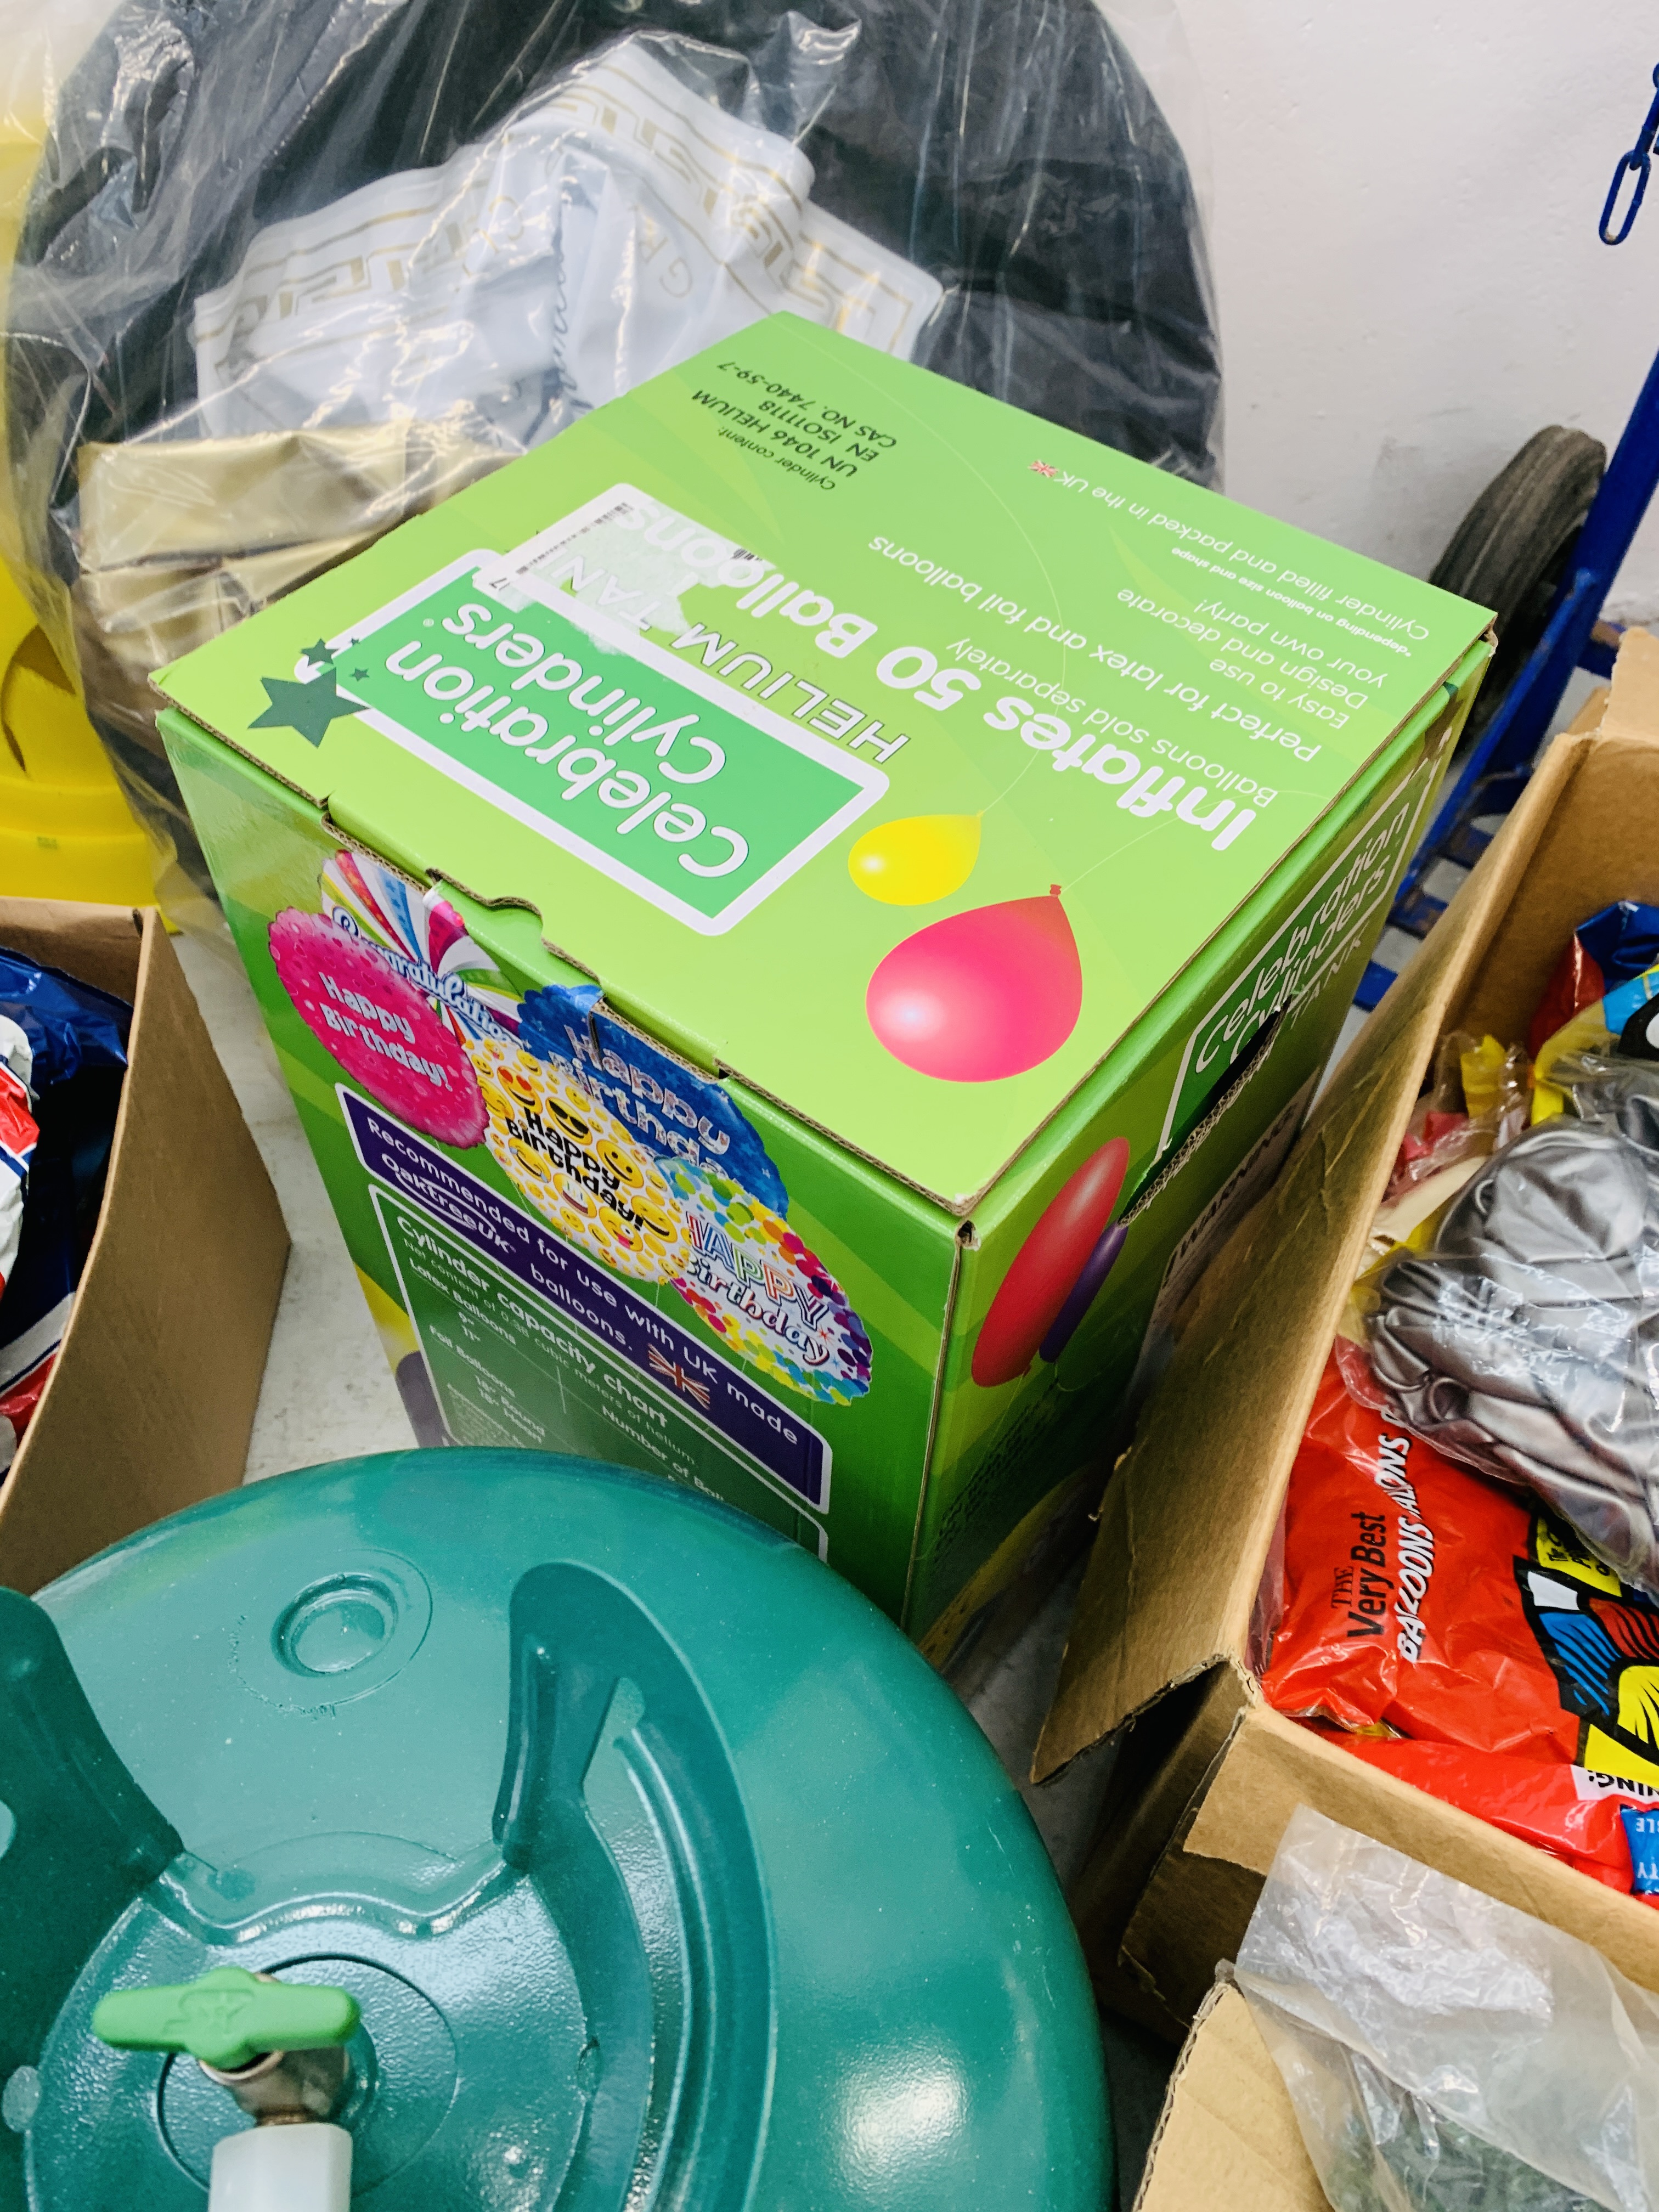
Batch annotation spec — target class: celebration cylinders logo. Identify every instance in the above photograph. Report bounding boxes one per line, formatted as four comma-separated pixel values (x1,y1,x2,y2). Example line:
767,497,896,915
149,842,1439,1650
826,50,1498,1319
321,552,887,933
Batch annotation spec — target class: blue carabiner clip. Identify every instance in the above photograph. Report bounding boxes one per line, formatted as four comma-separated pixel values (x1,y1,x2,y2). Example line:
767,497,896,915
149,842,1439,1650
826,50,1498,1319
1602,149,1651,245
1602,64,1659,244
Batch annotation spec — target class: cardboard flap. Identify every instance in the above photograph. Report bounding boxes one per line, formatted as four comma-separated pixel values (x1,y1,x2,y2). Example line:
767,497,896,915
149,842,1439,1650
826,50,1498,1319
0,913,289,1589
1455,726,1659,1041
1136,1982,1324,2212
1596,623,1659,742
1178,1708,1659,1995
1035,728,1596,1778
0,900,142,1000
1066,1664,1249,2031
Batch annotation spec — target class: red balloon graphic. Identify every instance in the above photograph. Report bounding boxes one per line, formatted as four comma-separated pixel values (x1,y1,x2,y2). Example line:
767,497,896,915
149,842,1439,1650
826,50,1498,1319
972,1138,1131,1387
866,885,1082,1081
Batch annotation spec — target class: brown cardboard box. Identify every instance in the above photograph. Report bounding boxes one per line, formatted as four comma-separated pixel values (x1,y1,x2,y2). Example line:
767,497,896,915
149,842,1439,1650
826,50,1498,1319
0,902,288,1587
1135,1983,1321,2212
1035,637,1659,2039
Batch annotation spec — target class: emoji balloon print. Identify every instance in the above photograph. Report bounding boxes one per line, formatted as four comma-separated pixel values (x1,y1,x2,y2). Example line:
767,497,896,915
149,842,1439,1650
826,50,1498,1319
469,1035,690,1282
867,887,1082,1081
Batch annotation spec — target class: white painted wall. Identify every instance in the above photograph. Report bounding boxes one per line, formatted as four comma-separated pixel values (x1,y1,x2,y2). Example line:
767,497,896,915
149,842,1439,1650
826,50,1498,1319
1171,3,1659,620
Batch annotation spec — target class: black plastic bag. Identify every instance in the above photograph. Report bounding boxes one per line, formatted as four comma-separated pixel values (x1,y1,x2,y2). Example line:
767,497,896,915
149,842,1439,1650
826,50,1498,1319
2,0,1221,898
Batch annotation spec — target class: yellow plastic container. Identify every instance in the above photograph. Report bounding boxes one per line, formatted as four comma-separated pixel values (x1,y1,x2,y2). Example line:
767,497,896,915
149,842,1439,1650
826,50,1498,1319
0,563,155,903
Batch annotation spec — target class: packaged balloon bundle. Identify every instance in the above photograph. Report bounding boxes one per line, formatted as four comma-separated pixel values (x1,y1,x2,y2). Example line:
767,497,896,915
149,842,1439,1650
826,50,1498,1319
0,949,129,1470
0,0,1221,904
1259,1355,1659,1900
1344,943,1659,1595
1381,1028,1528,1205
1252,901,1659,1898
1362,900,1659,1231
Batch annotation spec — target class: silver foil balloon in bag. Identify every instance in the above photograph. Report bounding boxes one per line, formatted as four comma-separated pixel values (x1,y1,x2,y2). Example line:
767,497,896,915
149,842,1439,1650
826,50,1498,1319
1369,1053,1659,1592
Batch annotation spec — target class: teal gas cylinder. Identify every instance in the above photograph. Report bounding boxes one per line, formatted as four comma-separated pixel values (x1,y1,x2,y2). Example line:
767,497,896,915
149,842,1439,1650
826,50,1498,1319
0,1449,1110,2209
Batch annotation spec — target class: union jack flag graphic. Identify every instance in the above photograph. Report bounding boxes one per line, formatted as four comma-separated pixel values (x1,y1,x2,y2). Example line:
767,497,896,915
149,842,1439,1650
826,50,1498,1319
647,1345,712,1410
1030,460,1058,478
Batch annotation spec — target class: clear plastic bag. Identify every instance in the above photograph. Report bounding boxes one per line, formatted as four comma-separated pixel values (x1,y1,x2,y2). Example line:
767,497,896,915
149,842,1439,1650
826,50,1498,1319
1235,1807,1659,2212
0,0,119,260
0,0,1221,904
1385,1031,1531,1204
1330,1030,1531,1376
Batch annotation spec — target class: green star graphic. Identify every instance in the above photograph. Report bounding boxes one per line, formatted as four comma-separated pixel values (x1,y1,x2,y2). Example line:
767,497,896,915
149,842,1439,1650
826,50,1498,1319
250,668,360,747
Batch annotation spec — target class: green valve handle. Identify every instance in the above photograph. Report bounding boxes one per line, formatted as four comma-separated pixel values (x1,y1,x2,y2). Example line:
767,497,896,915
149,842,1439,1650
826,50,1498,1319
92,1966,359,2073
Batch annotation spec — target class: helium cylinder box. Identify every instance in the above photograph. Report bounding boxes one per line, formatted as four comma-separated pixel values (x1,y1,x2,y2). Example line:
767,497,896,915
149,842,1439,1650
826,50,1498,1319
155,312,1491,1643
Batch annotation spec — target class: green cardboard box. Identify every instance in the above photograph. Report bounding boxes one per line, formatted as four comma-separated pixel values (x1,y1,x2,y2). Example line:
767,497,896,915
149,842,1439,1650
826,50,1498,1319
156,314,1491,1643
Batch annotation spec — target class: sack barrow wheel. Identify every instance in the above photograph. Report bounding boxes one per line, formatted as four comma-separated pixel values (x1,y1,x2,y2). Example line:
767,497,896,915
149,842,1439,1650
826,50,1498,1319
1430,426,1606,748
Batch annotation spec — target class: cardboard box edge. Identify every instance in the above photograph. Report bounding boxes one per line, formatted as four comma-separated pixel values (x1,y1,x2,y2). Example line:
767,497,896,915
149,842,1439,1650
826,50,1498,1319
1133,1981,1325,2212
0,911,290,1590
1032,723,1598,1780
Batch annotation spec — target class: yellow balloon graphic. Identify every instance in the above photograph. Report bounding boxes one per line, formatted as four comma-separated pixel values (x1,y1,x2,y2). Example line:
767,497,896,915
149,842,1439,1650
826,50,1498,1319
848,813,982,905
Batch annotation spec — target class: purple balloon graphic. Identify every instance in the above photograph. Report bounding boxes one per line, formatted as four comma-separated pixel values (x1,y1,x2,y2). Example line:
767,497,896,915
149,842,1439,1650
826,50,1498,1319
1039,1222,1128,1363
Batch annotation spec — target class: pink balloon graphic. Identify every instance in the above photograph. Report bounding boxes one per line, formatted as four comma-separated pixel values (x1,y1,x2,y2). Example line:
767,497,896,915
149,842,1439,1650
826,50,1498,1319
270,909,487,1146
866,886,1083,1081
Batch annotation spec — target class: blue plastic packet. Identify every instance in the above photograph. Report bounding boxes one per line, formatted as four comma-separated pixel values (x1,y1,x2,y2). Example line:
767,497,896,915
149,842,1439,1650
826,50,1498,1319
1580,899,1659,990
1620,1804,1659,1897
0,951,131,1471
0,952,130,1087
1529,900,1659,1057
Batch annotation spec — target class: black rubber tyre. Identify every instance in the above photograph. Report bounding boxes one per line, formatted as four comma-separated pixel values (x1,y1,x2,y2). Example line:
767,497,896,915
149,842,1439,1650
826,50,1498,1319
1431,425,1606,737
